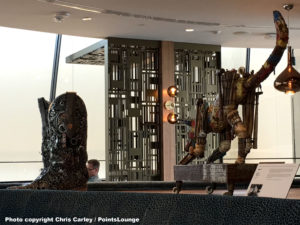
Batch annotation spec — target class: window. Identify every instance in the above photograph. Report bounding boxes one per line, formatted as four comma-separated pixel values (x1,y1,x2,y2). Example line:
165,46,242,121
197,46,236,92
0,28,106,181
0,27,55,181
221,47,293,164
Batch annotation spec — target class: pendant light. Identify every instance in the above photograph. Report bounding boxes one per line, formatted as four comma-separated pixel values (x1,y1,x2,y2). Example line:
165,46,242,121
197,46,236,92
274,4,300,95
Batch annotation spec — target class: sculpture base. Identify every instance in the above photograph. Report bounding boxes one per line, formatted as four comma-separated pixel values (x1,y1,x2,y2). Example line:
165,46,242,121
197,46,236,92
173,163,257,195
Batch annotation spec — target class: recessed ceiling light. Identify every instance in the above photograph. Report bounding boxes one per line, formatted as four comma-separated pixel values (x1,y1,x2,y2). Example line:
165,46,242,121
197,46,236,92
233,31,250,36
82,17,92,21
210,30,222,35
185,28,194,32
53,11,70,23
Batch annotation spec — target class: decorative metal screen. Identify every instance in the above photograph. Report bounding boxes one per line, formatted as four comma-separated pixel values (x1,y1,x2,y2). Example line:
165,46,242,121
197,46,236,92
174,44,221,163
108,38,161,181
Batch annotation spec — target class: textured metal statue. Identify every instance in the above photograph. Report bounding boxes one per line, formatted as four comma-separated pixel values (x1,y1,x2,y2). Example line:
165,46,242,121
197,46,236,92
10,92,88,190
179,11,288,165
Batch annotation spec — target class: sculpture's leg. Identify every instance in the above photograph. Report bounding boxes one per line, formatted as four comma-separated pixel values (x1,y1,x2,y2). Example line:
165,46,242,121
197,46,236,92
237,139,247,164
179,99,208,165
179,153,196,165
190,98,208,160
179,140,206,165
207,139,231,163
227,110,248,164
38,98,51,169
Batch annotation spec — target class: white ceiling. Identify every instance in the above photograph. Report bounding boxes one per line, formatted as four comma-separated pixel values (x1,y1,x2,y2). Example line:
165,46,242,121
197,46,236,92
1,0,300,48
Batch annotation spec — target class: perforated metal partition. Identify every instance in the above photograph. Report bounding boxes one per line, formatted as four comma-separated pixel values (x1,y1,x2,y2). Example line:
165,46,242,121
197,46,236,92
107,38,161,181
174,43,221,164
66,38,221,181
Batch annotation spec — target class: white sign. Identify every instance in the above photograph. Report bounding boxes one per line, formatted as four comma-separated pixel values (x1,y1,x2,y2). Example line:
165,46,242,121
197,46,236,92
246,163,299,199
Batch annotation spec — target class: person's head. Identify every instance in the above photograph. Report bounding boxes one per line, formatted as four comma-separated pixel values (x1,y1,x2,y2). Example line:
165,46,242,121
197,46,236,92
87,159,100,178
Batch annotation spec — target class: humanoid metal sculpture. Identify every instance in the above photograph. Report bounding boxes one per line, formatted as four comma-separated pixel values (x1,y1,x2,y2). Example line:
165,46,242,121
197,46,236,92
10,92,88,190
179,11,288,165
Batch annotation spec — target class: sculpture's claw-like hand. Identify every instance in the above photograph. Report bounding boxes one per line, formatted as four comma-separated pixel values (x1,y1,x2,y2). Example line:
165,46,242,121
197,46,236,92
245,11,289,88
273,11,288,48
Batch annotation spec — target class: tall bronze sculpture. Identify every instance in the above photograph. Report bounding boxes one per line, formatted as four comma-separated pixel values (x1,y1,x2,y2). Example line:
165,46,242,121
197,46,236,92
179,11,288,165
10,92,88,190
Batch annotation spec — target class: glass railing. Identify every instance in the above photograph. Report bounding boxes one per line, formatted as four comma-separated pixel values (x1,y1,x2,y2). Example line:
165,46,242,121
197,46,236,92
0,160,106,182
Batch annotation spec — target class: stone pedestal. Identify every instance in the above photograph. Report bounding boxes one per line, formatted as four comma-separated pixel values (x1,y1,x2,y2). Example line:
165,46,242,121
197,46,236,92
173,163,257,195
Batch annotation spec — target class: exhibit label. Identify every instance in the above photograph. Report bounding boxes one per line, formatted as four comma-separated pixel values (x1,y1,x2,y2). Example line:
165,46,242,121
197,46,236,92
247,163,299,198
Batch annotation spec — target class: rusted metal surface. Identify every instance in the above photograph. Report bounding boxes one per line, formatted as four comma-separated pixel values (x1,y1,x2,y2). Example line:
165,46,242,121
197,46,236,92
174,164,257,184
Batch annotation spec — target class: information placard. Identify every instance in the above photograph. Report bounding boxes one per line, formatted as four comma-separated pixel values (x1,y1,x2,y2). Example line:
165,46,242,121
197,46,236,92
246,163,299,198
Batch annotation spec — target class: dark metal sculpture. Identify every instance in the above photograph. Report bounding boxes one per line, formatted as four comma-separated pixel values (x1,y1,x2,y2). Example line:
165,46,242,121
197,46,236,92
10,92,88,190
179,11,289,165
37,98,51,177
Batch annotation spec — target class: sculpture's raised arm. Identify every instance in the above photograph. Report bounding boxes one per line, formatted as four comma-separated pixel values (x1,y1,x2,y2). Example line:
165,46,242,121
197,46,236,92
245,11,288,88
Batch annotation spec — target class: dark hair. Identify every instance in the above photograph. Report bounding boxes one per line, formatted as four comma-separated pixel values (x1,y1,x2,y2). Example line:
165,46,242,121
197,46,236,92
88,159,100,169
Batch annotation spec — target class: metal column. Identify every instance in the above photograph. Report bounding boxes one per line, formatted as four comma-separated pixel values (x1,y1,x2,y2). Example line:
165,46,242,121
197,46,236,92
50,34,62,102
